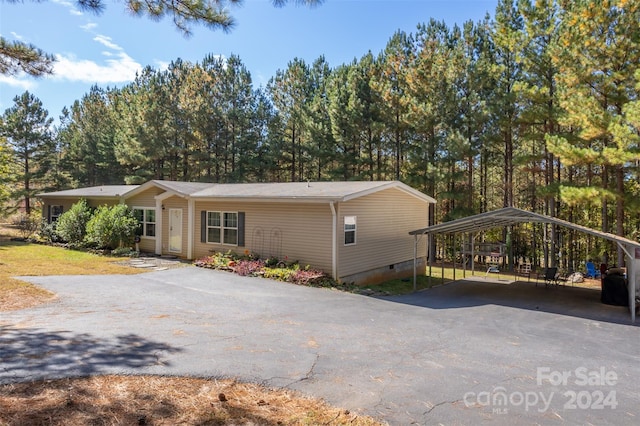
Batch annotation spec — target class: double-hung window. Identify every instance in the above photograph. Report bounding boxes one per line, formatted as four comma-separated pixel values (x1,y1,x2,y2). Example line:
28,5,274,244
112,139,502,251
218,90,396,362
344,216,356,245
133,208,156,237
50,205,63,222
206,211,238,245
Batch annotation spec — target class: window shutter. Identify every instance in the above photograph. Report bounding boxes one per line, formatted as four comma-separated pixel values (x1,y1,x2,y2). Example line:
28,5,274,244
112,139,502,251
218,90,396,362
47,205,51,223
200,211,207,243
238,212,245,247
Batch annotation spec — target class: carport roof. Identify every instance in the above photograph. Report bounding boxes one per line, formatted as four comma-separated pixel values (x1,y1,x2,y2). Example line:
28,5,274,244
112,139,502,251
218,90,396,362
409,206,640,251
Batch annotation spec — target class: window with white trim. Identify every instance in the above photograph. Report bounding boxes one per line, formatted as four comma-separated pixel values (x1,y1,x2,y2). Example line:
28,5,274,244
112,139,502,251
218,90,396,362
133,208,156,237
206,211,238,245
50,205,63,222
344,216,356,245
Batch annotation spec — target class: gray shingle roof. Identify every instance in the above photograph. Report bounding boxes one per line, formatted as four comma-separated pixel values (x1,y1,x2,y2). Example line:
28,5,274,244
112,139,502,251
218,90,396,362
37,185,139,198
37,180,435,204
190,181,435,203
147,180,216,196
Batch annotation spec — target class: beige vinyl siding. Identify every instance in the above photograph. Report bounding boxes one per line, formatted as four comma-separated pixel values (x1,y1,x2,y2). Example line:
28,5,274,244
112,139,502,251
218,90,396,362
194,201,333,272
337,188,429,278
40,197,120,222
136,236,155,253
126,187,163,207
127,187,162,253
40,198,76,221
161,196,189,256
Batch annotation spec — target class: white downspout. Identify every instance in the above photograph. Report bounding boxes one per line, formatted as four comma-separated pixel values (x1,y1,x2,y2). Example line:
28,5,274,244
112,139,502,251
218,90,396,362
330,201,338,281
155,198,163,255
187,198,195,260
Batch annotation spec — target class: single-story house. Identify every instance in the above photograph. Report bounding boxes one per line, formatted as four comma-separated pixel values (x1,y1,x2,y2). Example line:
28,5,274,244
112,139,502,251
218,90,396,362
38,180,435,285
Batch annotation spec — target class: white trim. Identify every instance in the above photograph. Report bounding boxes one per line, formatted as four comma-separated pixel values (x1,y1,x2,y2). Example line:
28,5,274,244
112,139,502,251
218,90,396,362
49,205,64,222
342,181,436,204
344,215,357,246
204,211,239,246
187,198,195,259
131,206,157,239
126,180,180,200
155,191,181,202
155,199,162,255
330,202,337,280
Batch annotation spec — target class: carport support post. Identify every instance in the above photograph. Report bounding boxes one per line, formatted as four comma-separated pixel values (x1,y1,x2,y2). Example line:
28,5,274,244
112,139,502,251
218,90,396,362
453,234,456,282
620,242,638,323
617,242,637,323
441,234,445,285
413,234,417,292
471,233,476,276
428,233,433,288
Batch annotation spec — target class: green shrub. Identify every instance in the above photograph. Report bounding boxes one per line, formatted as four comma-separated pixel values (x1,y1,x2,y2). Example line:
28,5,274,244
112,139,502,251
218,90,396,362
55,199,92,245
111,247,139,257
85,204,138,249
39,219,61,243
262,267,296,282
13,212,40,239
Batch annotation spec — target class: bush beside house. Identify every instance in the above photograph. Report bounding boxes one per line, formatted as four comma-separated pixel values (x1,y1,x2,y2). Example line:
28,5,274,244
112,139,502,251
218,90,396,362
55,199,91,245
40,200,138,252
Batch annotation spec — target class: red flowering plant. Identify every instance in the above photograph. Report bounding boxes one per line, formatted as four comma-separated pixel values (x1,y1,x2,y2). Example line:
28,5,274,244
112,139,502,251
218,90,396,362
234,259,266,276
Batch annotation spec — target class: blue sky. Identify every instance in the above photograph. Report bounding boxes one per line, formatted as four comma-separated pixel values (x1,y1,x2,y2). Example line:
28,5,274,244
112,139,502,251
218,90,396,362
0,0,497,124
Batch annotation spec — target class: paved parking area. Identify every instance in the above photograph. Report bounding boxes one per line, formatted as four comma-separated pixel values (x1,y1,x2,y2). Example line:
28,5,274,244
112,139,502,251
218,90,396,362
1,267,639,425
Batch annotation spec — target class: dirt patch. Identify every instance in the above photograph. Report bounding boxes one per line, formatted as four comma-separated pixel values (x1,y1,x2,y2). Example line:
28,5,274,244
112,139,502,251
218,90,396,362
0,278,57,311
0,375,384,425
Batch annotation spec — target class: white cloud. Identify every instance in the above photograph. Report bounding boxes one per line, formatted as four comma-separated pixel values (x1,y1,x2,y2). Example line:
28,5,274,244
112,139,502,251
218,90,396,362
0,75,36,91
52,51,142,83
52,0,82,16
81,23,98,31
94,35,122,51
10,31,24,41
48,28,142,83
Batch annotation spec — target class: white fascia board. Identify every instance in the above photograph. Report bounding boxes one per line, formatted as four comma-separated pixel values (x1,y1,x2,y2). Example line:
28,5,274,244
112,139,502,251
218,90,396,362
190,196,343,204
342,181,436,204
154,191,185,202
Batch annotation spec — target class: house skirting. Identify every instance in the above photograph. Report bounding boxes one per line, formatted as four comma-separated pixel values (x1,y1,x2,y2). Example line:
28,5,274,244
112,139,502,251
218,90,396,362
340,257,427,286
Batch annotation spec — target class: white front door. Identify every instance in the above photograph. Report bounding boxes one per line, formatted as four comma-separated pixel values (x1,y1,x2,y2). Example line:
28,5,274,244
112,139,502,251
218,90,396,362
169,209,182,253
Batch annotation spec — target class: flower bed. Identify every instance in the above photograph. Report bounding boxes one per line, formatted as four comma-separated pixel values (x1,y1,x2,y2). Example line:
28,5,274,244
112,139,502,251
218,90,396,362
194,250,332,287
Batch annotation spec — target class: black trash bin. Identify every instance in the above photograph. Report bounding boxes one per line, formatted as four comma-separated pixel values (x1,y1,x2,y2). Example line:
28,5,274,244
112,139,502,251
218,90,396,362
601,269,628,306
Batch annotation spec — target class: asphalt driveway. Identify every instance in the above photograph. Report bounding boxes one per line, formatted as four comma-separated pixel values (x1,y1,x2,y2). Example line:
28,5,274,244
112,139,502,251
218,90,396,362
2,267,639,425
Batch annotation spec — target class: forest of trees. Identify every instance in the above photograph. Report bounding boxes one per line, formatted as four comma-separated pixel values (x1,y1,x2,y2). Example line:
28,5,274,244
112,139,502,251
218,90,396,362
1,0,639,270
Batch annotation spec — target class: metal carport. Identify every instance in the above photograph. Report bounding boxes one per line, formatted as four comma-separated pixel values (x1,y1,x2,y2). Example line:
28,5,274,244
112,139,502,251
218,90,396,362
410,207,640,322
